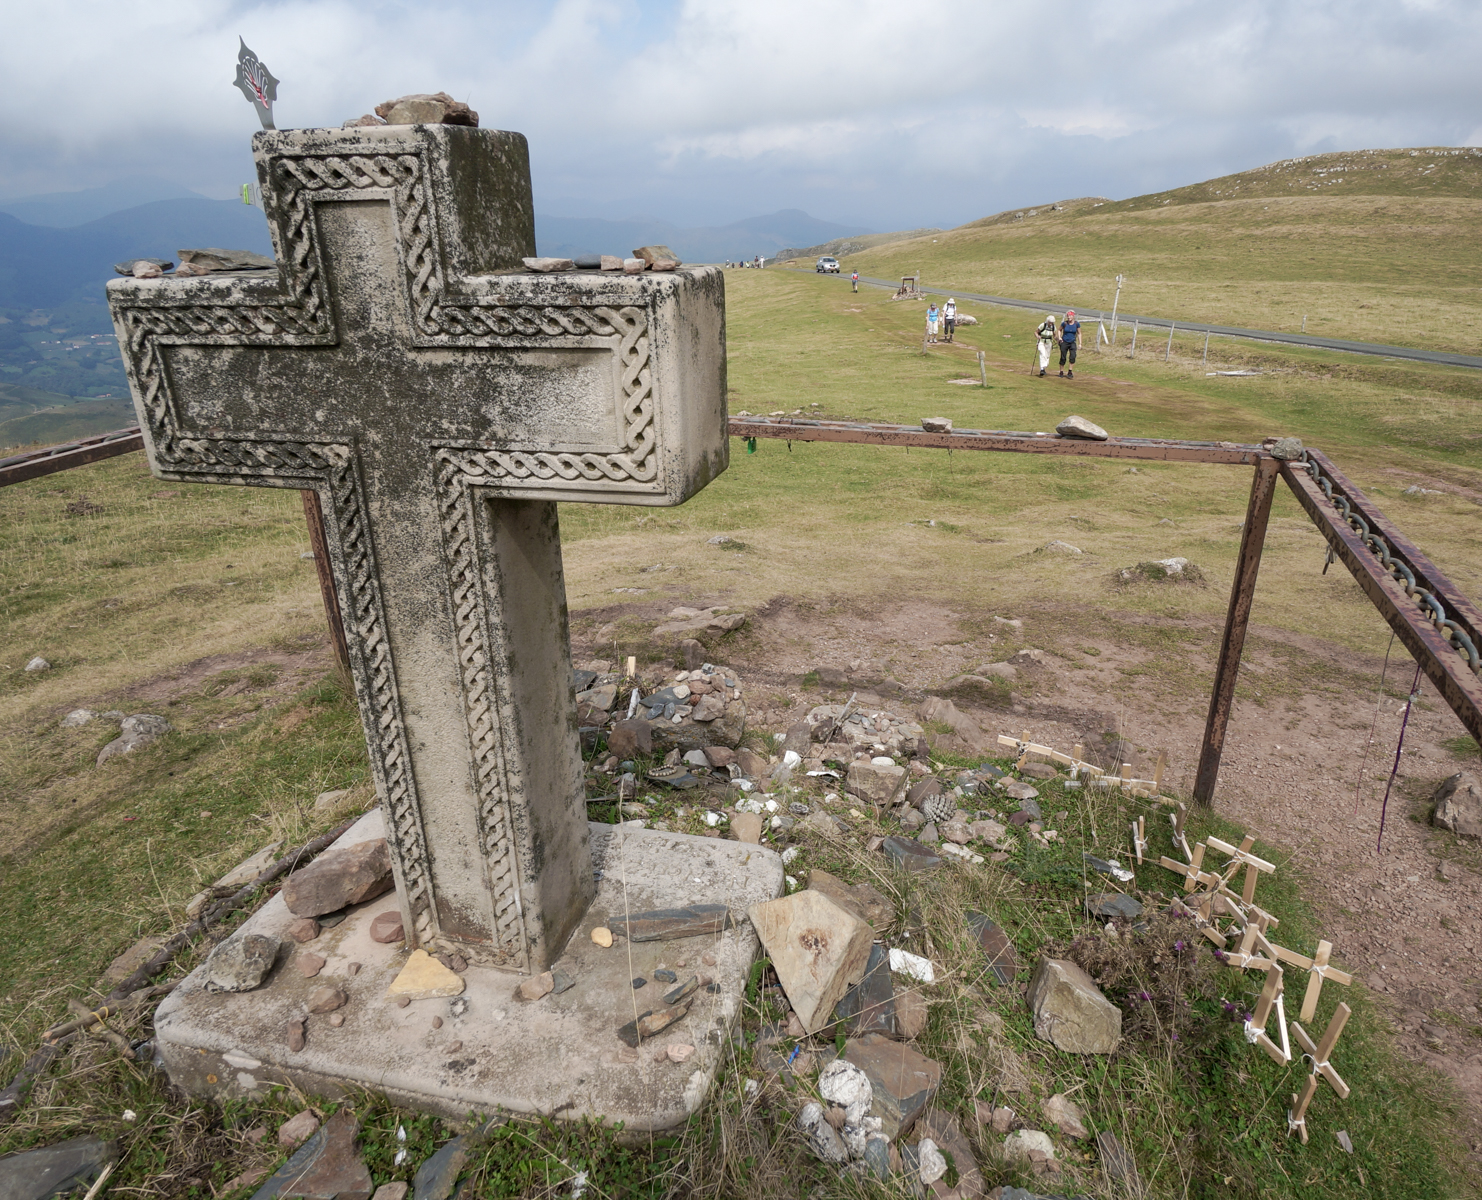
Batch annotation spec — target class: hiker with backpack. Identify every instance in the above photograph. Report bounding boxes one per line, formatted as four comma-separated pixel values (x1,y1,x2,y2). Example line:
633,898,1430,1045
1058,310,1080,378
926,302,941,344
943,297,957,342
1035,314,1057,375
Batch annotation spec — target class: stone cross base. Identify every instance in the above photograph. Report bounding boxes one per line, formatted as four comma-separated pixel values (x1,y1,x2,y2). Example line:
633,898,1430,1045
154,813,781,1129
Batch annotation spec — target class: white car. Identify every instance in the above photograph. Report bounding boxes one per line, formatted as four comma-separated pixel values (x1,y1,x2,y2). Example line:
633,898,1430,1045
816,256,840,274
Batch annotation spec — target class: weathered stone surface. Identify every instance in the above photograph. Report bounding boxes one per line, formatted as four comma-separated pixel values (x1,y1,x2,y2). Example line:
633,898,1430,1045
801,810,843,841
917,1107,984,1198
623,257,646,273
215,842,284,888
921,417,952,433
907,777,943,808
307,984,348,1013
0,1136,117,1197
1096,1129,1140,1187
114,258,171,276
703,745,735,768
518,971,554,1001
600,255,624,271
798,1102,849,1162
732,812,764,844
1043,1093,1089,1139
103,935,166,986
1002,1128,1055,1167
749,890,873,1033
175,247,276,271
374,91,478,126
263,1109,372,1199
611,905,733,942
806,868,892,930
522,257,575,273
894,989,928,1039
296,953,326,979
918,696,982,748
1432,771,1482,838
278,1109,321,1147
371,1185,408,1200
835,941,895,1036
607,719,653,758
1019,762,1057,780
96,713,172,766
1056,414,1108,440
846,759,907,805
281,838,394,917
966,913,1017,986
882,835,942,873
203,933,280,992
844,1034,942,1139
1002,779,1039,802
369,910,404,944
616,1000,692,1047
633,244,681,266
1086,892,1143,920
385,949,465,1000
287,917,321,943
1027,958,1121,1053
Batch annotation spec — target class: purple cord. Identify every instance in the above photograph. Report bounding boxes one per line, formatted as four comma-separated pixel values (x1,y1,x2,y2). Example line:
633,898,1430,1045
1354,632,1396,815
1377,663,1423,853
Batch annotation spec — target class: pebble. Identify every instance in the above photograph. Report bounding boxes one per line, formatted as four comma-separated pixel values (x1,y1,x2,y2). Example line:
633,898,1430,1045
446,1041,463,1054
395,996,410,1008
24,657,50,672
653,969,678,984
329,1013,345,1028
287,1019,306,1052
632,977,647,989
296,953,326,978
306,984,348,1013
345,962,361,976
591,926,614,948
432,1016,443,1029
518,971,554,1001
702,952,717,966
369,911,405,944
287,917,320,943
667,1043,696,1063
277,1109,319,1147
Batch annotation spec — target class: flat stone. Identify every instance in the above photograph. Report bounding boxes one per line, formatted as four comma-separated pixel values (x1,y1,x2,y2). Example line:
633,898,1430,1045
518,972,554,1001
622,258,646,274
203,933,281,993
384,950,465,1001
96,714,172,766
114,258,172,276
966,913,1017,986
154,814,781,1132
281,838,393,918
844,1034,942,1140
606,719,653,757
1002,780,1039,802
632,244,681,266
702,746,735,768
571,255,602,270
369,911,404,944
611,905,734,942
806,869,893,931
917,1107,984,1198
749,890,873,1033
846,759,907,804
307,985,348,1013
732,812,764,844
1019,762,1057,780
616,1000,692,1047
1056,414,1108,440
216,843,285,888
103,935,167,986
1027,958,1121,1053
1043,1093,1089,1140
894,989,928,1039
287,918,321,943
296,954,326,979
600,255,624,271
1096,1130,1140,1187
313,789,352,813
522,257,575,273
1085,892,1143,920
941,820,972,844
373,91,478,126
835,941,896,1036
801,810,843,841
1433,771,1482,838
371,1185,408,1200
278,1109,321,1147
176,247,276,271
0,1136,117,1198
921,417,952,432
256,1109,372,1199
882,835,942,873
797,1102,849,1163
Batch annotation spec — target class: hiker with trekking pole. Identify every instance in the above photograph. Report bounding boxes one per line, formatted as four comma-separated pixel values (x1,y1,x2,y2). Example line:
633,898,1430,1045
1034,313,1057,375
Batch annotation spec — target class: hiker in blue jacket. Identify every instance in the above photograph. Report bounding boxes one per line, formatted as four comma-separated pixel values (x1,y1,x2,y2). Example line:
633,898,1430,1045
1058,310,1080,378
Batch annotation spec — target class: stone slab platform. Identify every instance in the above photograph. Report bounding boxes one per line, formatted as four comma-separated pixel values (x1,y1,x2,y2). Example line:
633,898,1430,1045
154,813,782,1130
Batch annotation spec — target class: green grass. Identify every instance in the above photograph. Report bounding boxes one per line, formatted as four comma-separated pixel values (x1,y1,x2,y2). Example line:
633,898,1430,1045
826,147,1482,355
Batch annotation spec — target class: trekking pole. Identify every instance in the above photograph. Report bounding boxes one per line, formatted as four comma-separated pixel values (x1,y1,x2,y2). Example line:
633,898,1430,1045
1129,319,1139,358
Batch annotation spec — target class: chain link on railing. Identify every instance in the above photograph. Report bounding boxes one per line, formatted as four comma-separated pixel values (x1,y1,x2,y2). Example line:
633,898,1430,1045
1303,456,1481,674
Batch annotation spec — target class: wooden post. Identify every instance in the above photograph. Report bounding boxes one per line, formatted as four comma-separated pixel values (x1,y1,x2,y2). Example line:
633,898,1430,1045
1129,320,1139,357
300,489,350,672
1193,456,1280,806
978,350,987,387
1165,322,1175,361
1203,329,1210,365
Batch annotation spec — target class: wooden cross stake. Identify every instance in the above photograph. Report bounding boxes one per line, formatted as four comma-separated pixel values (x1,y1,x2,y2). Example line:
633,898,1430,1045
1288,1072,1319,1143
1245,964,1290,1064
1299,941,1353,1024
1132,815,1147,864
1291,1001,1352,1100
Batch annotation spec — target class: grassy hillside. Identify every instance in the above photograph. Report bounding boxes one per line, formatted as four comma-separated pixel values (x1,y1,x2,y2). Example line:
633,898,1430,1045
839,147,1482,354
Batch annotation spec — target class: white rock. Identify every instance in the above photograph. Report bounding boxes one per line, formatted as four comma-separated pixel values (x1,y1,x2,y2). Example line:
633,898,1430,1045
819,1059,873,1127
889,948,936,983
782,750,802,769
313,789,351,812
61,708,95,727
917,1138,948,1184
1056,414,1109,440
780,846,799,865
798,1102,849,1163
25,657,51,672
1002,1128,1056,1167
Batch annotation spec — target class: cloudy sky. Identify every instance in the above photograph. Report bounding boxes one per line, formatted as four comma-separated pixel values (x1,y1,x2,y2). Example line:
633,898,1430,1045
3,0,1479,230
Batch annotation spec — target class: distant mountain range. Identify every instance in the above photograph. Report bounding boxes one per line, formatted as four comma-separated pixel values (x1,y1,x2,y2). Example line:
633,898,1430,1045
534,209,872,263
0,176,211,228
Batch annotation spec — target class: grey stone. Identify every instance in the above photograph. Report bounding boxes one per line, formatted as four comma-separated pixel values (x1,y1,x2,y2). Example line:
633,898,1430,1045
921,417,952,432
23,656,50,672
60,708,95,727
907,777,943,807
412,1130,475,1200
572,255,602,269
863,1132,891,1179
835,941,896,1036
749,890,873,1032
203,932,281,992
1002,780,1039,802
918,695,982,748
1056,414,1108,440
1086,892,1143,920
1432,771,1482,839
0,1136,117,1199
1027,958,1122,1053
96,713,172,765
248,1110,371,1199
882,835,941,873
847,759,907,805
522,257,575,273
1017,797,1042,820
114,258,172,276
610,905,734,941
1096,1129,1140,1187
916,1108,984,1198
373,91,478,127
176,247,275,271
918,822,940,845
898,808,925,832
1043,1093,1089,1140
1267,436,1304,460
1019,762,1057,780
1002,1128,1056,1168
797,1102,849,1163
281,838,394,917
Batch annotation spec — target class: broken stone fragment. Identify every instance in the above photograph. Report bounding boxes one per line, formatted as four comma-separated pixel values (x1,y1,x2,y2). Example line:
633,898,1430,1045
342,113,385,127
307,984,348,1014
846,759,907,805
214,842,284,888
1043,1092,1090,1139
296,953,326,979
806,868,893,931
95,713,172,766
518,971,554,1001
1002,1127,1056,1168
610,905,733,942
114,258,172,276
369,910,405,944
1432,771,1481,839
894,989,928,1039
844,1033,943,1140
966,912,1017,986
176,247,275,271
632,244,681,267
835,941,895,1037
881,835,942,873
1096,1129,1141,1187
666,1043,695,1063
798,1101,849,1163
731,812,764,843
266,1110,372,1199
1027,957,1122,1053
606,718,652,757
203,933,280,992
1085,892,1143,920
616,999,692,1047
287,917,321,943
386,949,466,1001
277,1109,320,1147
748,890,873,1033
374,91,478,126
287,1018,306,1052
921,417,953,433
281,837,394,917
622,258,646,274
600,254,624,271
522,257,575,273
1056,414,1109,440
132,261,163,278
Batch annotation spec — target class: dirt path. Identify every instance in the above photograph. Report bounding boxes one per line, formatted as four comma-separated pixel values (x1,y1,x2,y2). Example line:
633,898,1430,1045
574,594,1482,1162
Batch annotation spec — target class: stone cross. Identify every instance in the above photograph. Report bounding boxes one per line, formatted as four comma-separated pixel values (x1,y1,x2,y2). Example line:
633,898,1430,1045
108,124,726,974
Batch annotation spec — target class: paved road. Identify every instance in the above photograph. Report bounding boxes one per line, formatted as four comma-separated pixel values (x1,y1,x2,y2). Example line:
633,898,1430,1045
798,269,1482,371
